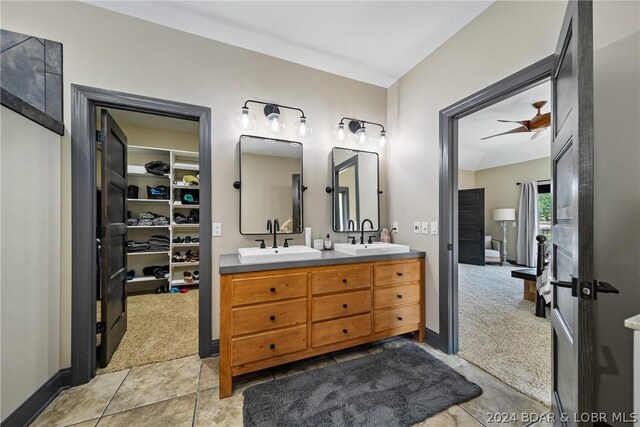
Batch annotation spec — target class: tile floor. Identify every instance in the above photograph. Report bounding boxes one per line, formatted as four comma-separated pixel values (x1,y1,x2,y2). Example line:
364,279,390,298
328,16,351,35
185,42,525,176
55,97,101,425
32,337,550,427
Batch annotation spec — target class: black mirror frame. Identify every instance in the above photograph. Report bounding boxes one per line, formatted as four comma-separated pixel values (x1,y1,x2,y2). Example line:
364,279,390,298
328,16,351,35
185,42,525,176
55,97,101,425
330,147,381,233
237,134,304,235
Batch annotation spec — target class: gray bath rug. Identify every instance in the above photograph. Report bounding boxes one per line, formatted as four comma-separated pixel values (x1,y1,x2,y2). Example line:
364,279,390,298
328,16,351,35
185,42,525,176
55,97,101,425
243,344,482,427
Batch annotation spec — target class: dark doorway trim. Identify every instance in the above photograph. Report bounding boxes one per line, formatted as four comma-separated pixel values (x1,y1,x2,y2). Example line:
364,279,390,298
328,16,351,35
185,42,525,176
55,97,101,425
438,56,553,354
70,85,212,385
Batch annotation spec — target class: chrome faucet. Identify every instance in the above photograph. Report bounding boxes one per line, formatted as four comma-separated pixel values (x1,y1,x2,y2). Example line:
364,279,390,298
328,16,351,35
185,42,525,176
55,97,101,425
272,218,280,248
360,219,374,244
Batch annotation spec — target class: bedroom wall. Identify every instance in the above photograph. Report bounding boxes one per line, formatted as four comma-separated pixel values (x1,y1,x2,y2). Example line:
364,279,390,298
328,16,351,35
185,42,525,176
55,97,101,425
386,0,567,332
458,170,476,190
474,157,550,261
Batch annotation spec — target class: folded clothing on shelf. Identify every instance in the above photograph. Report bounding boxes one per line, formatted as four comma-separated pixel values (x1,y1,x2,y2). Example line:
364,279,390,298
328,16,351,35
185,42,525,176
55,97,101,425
187,209,199,224
148,235,170,252
126,241,149,253
133,212,169,227
144,160,170,176
174,212,187,224
143,264,169,279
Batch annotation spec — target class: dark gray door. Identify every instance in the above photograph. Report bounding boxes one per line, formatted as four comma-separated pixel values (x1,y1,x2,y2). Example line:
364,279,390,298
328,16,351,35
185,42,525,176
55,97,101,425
550,1,595,423
458,189,485,266
99,110,128,367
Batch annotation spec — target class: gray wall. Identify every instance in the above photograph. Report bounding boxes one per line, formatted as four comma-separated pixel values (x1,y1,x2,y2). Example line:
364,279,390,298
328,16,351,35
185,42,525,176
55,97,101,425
592,1,640,421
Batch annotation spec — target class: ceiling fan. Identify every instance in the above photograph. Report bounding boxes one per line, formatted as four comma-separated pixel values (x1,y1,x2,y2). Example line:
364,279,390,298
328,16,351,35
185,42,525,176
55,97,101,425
481,101,551,140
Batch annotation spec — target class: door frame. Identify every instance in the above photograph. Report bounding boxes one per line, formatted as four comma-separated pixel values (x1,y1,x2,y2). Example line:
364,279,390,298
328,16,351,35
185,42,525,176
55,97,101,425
437,56,553,354
70,85,213,385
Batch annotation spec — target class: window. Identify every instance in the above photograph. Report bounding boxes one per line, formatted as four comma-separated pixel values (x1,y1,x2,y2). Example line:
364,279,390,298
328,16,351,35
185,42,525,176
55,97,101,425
538,189,551,241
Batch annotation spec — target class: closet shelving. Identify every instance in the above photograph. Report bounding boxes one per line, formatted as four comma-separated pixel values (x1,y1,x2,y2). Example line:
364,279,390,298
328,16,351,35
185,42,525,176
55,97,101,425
126,145,200,292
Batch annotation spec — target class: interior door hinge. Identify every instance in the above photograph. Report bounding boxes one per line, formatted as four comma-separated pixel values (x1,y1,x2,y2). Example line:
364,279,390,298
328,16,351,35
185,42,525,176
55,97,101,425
96,321,105,334
447,243,453,251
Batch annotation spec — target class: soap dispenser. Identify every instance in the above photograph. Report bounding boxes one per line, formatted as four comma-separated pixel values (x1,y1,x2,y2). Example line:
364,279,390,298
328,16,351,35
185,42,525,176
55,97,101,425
324,233,333,250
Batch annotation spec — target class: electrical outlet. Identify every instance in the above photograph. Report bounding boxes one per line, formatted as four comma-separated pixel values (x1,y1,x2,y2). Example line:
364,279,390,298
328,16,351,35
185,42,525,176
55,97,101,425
392,221,399,232
430,221,438,235
512,222,517,227
212,222,222,237
413,222,421,234
421,221,429,234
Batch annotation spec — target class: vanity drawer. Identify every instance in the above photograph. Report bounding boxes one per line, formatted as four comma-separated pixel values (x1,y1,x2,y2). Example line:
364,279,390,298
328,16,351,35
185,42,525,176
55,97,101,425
312,290,372,322
374,304,420,333
374,283,420,309
232,299,307,336
374,261,420,286
312,266,371,295
232,273,307,306
232,324,307,366
312,313,371,348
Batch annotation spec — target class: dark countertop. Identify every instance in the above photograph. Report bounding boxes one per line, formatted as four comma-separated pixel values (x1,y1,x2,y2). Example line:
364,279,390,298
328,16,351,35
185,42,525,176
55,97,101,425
219,249,426,275
511,268,536,280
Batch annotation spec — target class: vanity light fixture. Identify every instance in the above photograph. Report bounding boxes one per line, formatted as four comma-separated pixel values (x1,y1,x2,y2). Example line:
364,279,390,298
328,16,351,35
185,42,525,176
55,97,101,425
235,100,311,137
334,117,388,147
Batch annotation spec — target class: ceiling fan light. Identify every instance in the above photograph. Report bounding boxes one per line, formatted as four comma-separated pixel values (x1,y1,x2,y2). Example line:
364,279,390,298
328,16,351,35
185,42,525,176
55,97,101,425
234,107,255,131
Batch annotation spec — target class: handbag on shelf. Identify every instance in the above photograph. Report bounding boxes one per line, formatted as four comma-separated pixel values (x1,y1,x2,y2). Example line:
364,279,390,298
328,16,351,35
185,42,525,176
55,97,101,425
147,185,169,200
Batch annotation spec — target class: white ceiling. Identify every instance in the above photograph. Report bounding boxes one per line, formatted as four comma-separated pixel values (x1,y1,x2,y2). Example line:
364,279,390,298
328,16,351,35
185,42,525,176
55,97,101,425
87,1,493,88
458,80,551,171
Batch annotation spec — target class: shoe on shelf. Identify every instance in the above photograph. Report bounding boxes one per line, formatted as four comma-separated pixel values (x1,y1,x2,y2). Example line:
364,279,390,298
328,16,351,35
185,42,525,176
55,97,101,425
183,271,193,284
185,236,192,243
127,270,135,281
193,270,199,281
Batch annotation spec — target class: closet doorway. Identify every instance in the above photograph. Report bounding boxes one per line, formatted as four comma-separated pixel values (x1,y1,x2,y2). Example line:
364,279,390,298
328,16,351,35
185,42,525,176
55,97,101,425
71,86,212,386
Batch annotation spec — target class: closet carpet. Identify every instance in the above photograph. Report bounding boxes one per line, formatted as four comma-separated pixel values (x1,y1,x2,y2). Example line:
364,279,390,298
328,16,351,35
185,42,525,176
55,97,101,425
97,289,198,374
457,263,551,406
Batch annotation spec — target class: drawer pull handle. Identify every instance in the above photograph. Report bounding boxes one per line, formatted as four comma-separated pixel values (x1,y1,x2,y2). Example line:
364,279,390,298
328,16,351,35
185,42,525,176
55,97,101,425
397,272,404,277
342,328,348,334
269,315,276,321
342,304,348,309
397,316,403,321
397,294,403,299
269,344,276,350
342,279,348,283
270,287,276,293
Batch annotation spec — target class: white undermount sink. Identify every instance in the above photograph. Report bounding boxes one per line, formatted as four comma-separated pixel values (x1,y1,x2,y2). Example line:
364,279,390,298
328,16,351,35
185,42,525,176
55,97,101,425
238,245,322,264
334,242,411,256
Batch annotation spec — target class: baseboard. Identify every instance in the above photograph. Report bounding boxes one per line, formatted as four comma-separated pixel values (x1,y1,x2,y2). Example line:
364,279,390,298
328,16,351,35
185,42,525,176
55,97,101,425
211,339,220,357
1,368,71,427
425,328,445,352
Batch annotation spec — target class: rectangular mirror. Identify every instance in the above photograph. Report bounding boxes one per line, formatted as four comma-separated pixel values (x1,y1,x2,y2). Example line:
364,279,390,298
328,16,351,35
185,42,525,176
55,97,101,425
332,147,380,232
239,135,303,235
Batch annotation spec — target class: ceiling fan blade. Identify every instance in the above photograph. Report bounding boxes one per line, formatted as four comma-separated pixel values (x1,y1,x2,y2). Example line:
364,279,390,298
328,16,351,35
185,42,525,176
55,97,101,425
529,112,551,130
531,129,547,140
497,119,530,130
481,126,529,140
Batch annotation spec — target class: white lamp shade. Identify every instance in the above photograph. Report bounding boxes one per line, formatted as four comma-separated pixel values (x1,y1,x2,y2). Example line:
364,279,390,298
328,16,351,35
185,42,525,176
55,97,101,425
493,208,516,221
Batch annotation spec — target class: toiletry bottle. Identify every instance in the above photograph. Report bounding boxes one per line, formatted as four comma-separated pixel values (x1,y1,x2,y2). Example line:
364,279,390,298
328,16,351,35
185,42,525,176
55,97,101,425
313,234,324,250
324,233,332,250
305,227,312,247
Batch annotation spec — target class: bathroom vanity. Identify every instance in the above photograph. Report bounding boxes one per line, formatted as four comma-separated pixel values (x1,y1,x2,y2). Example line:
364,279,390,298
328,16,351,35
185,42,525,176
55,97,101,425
218,250,425,398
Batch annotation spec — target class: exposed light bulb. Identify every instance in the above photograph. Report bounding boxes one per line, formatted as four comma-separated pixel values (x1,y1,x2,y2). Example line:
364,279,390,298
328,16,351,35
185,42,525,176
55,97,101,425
337,123,346,141
379,131,388,147
234,107,256,131
294,116,311,137
356,127,368,145
266,112,283,133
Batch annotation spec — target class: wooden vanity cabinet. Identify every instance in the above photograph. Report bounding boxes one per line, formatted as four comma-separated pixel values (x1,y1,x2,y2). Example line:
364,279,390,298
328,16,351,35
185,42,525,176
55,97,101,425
219,257,425,398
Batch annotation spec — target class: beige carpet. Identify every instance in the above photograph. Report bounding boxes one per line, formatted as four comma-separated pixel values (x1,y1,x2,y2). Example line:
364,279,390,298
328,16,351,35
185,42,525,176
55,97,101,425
97,289,198,374
458,263,551,406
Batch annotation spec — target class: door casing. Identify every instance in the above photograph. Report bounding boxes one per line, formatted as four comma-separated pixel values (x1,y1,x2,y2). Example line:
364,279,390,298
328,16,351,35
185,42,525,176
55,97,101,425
437,56,553,354
70,85,213,386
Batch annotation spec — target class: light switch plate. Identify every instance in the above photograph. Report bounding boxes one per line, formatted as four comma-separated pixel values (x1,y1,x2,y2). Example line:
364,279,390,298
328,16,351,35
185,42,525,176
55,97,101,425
413,222,421,234
430,221,438,235
421,221,429,234
212,222,222,237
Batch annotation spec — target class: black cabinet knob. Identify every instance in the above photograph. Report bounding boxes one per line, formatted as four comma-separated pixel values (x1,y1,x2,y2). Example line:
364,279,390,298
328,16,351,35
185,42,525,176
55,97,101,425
269,344,276,350
269,315,276,321
342,329,348,334
397,316,403,321
397,272,404,277
270,287,276,293
397,294,403,299
342,279,348,283
342,304,348,308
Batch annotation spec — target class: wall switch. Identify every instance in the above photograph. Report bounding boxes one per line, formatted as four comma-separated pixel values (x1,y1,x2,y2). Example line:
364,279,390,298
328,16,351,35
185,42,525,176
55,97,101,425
212,222,222,237
392,221,399,232
413,222,421,234
421,221,429,234
430,221,438,235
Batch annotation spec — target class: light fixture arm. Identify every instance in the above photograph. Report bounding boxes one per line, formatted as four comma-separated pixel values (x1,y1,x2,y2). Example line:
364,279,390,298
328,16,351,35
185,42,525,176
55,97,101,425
339,117,385,133
243,100,306,118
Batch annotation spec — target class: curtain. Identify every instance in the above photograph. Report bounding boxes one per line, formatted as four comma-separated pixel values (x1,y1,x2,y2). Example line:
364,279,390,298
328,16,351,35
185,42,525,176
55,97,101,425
517,181,539,267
